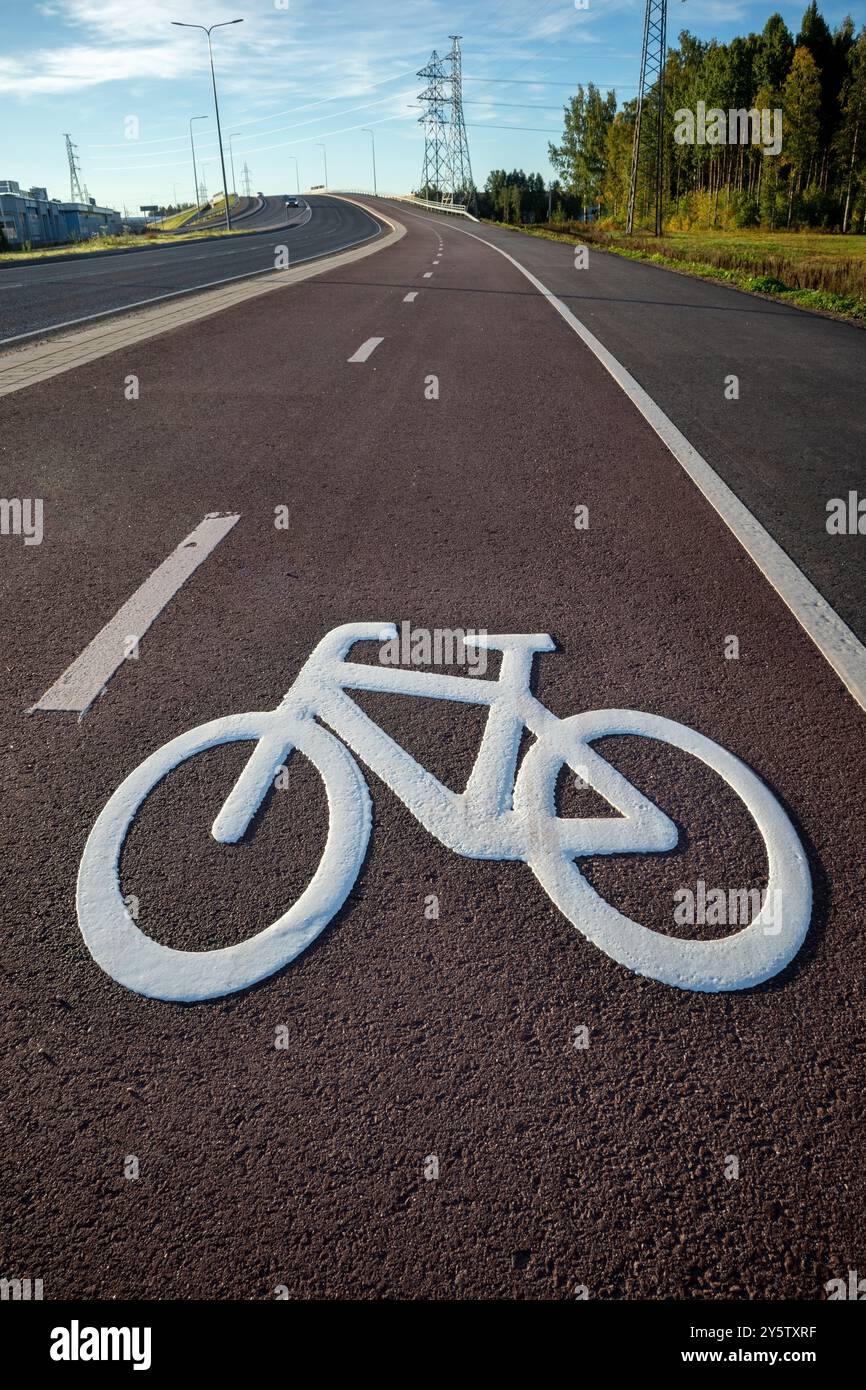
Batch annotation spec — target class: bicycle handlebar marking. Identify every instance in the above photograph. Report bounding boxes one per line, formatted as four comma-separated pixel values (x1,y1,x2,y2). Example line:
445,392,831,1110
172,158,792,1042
76,622,812,1001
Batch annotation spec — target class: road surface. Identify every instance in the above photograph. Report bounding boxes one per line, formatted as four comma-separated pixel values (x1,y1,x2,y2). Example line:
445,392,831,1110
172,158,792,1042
1,194,864,1301
0,194,379,346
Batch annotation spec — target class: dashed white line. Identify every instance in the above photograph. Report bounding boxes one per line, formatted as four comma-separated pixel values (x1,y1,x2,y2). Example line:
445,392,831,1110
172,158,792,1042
403,292,418,303
348,336,384,362
30,512,240,716
423,272,433,278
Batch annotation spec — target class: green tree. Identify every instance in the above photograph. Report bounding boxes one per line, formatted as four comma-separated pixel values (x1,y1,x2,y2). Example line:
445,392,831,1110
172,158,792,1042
783,45,823,223
548,83,617,217
835,27,866,230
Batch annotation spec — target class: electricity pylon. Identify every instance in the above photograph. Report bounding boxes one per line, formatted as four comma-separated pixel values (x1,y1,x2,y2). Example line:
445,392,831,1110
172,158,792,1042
64,133,88,204
417,49,453,203
448,36,475,209
626,0,668,235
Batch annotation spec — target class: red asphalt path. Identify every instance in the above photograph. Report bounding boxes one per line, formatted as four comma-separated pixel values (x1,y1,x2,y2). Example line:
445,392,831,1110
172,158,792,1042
1,199,864,1299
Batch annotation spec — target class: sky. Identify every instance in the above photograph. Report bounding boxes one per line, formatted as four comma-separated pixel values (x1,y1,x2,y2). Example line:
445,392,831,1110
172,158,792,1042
1,0,863,211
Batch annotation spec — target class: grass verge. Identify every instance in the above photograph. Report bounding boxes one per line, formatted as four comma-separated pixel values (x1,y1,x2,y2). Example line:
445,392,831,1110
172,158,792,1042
0,223,246,265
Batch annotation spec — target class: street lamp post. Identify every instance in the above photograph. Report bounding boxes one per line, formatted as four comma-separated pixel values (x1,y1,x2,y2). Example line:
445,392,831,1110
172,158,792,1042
189,115,208,211
172,18,243,232
361,128,377,196
228,132,241,198
316,142,328,189
287,155,300,195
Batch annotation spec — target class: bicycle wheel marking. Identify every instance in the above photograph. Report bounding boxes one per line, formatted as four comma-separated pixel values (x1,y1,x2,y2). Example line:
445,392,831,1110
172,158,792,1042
75,622,813,1001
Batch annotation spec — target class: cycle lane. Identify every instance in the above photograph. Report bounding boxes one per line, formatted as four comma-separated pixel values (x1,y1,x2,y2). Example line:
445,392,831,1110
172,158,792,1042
1,195,865,1299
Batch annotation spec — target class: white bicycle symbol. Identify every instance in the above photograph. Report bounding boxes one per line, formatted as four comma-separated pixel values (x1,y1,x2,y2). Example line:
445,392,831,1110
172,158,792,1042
77,623,811,1001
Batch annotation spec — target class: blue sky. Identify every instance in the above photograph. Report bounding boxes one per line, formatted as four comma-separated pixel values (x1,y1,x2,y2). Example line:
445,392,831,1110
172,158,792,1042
1,0,862,211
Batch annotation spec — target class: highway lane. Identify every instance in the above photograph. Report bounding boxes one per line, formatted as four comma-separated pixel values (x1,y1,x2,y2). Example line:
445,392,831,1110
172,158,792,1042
184,194,303,234
2,197,865,1301
373,197,866,650
0,194,379,346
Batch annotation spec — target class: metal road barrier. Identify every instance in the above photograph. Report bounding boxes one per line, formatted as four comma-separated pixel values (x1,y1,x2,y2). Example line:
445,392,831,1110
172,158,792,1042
334,190,479,222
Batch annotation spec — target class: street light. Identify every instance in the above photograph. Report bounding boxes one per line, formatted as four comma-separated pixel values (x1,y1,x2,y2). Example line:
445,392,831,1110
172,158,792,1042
171,18,243,231
287,154,300,195
189,115,208,210
228,132,241,198
361,128,377,196
316,142,328,189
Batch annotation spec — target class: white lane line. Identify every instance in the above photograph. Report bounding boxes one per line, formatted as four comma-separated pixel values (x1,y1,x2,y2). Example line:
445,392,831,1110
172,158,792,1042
403,292,418,303
433,259,440,265
30,513,240,716
391,202,866,715
0,282,24,289
348,336,384,362
423,271,433,278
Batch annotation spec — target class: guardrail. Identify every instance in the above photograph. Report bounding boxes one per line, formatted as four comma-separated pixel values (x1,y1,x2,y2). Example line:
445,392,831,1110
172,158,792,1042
333,190,479,222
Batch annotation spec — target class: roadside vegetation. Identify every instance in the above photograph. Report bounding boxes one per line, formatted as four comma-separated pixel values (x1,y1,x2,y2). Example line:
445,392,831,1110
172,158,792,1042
0,221,245,266
153,193,238,231
470,5,866,321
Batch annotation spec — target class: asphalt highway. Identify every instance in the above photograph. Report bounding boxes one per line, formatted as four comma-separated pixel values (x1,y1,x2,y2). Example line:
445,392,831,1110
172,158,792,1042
1,194,864,1301
185,194,305,234
0,194,380,346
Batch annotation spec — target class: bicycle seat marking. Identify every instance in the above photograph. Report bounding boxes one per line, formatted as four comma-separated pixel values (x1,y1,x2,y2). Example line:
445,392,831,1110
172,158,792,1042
76,622,812,1002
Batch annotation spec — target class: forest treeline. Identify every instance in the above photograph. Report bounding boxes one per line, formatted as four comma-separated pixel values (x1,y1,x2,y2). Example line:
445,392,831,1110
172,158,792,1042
477,4,866,233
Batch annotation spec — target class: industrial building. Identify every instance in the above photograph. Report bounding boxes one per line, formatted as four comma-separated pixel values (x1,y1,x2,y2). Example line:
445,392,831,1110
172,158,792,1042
0,180,122,249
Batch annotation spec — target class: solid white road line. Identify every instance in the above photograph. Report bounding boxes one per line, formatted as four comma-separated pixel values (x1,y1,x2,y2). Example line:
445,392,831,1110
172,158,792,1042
403,292,418,302
348,336,384,362
30,512,240,716
387,200,866,715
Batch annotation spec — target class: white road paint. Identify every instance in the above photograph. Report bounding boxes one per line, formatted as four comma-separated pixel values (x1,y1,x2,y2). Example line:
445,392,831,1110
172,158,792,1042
403,292,418,303
77,622,810,1001
390,201,866,715
31,512,239,716
348,336,383,362
423,271,433,278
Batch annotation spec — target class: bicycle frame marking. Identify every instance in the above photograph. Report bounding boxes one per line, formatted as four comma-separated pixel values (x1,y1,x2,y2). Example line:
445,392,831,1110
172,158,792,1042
213,625,674,863
76,623,812,1002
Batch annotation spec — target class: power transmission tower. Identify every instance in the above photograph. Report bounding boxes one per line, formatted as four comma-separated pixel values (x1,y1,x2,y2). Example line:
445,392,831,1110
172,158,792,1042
417,49,453,204
64,133,88,204
447,36,475,210
626,0,668,235
242,163,252,197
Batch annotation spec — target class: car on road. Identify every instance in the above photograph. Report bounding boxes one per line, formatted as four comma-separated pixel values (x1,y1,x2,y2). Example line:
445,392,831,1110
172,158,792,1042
286,198,300,207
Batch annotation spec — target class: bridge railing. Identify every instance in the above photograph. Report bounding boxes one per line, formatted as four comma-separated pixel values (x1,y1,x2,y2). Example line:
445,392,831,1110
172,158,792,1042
330,191,479,222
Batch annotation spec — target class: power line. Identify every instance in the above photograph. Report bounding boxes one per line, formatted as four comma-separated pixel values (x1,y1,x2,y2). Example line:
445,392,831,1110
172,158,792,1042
465,75,637,89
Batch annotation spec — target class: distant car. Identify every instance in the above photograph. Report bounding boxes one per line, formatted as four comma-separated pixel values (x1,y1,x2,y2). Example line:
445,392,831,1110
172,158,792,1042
286,197,300,208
